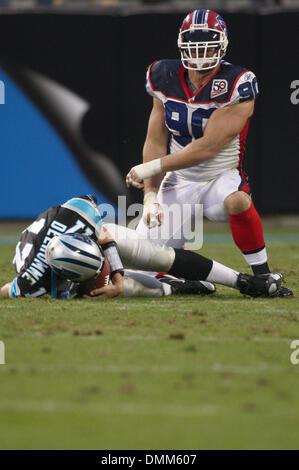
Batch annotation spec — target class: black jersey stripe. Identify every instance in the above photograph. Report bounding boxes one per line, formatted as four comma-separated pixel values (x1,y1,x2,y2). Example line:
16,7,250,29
53,257,99,270
60,239,102,262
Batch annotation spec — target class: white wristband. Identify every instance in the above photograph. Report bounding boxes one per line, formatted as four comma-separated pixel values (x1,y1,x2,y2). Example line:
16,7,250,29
137,159,162,180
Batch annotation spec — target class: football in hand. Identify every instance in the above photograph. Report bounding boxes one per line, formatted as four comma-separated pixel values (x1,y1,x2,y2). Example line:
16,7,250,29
78,257,111,295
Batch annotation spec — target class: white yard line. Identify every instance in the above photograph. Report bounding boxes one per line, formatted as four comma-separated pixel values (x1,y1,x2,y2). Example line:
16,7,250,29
2,362,292,375
1,333,295,343
0,399,217,417
46,334,296,343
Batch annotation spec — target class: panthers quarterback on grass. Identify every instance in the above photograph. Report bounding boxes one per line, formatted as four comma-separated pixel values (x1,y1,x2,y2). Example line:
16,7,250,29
126,8,293,298
1,195,282,300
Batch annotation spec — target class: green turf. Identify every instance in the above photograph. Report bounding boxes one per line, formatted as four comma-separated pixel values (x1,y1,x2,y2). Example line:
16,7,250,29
0,221,298,449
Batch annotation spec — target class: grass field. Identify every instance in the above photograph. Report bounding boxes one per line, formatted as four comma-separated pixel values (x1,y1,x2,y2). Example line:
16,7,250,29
0,220,298,450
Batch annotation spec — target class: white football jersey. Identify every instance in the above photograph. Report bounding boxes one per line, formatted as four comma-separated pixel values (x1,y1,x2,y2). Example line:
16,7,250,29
146,60,258,182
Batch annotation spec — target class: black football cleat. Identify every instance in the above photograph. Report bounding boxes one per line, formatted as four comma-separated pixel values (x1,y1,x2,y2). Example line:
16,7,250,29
256,274,294,298
278,286,294,298
158,275,216,296
237,273,282,298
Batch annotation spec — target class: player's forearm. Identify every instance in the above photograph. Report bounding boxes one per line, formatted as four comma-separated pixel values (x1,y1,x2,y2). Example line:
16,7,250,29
161,136,218,172
88,272,124,298
143,140,166,193
98,226,115,245
111,272,124,290
127,136,218,184
144,174,163,194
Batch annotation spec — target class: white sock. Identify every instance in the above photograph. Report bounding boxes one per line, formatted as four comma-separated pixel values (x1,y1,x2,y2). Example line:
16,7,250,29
242,247,268,266
206,261,239,288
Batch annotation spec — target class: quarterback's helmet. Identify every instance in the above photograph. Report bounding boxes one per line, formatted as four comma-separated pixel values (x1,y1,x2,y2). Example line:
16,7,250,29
45,233,104,282
178,9,229,71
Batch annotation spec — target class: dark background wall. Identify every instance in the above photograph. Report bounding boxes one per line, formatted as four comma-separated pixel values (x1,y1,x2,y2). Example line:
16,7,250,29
0,7,298,217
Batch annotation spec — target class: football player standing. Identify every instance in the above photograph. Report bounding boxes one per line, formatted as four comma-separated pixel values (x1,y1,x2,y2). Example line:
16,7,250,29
126,9,293,297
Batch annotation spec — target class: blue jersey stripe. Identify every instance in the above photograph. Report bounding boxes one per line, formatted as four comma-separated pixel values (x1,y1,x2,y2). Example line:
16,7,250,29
173,135,192,148
10,277,19,297
64,198,102,230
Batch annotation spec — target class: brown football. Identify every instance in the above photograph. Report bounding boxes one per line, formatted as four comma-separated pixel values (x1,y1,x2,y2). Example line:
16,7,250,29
78,257,111,295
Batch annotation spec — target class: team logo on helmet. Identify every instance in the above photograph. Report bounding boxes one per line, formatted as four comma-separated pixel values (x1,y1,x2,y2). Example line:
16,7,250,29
216,15,227,33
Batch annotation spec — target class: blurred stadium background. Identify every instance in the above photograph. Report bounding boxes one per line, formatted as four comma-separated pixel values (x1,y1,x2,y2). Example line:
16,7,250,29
1,1,299,7
0,0,298,218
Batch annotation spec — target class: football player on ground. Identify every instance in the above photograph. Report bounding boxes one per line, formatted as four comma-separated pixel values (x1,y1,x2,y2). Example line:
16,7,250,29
126,9,293,298
0,195,281,300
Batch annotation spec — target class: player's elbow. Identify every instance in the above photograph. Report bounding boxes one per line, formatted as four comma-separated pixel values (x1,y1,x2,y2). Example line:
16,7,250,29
204,134,237,160
195,136,222,161
200,142,220,161
205,147,219,160
144,134,168,154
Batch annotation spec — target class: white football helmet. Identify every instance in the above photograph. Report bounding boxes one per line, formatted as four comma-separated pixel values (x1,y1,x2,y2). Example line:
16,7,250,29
178,9,229,71
45,233,104,282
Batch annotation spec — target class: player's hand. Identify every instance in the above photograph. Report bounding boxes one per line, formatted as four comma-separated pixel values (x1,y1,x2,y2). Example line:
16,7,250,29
143,192,163,228
126,159,162,189
1,282,12,297
83,273,124,299
126,165,145,189
84,283,121,299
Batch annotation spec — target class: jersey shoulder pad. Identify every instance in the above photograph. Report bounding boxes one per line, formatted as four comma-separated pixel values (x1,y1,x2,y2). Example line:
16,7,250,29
219,61,248,81
62,196,102,237
196,61,258,104
218,62,258,104
229,68,259,104
146,59,182,99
